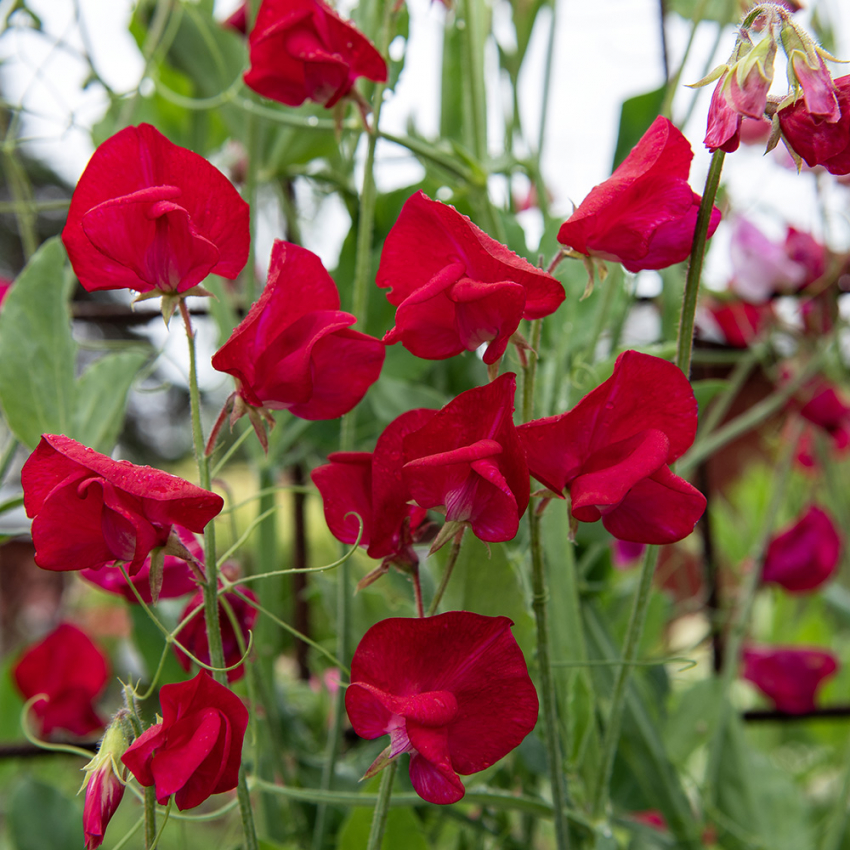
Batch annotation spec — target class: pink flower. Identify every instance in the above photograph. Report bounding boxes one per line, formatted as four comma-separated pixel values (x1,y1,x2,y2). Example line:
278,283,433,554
22,435,223,576
0,276,12,310
82,722,127,850
788,49,841,123
62,124,249,295
121,671,248,810
12,623,109,737
704,70,743,153
212,240,384,421
779,75,850,175
518,351,706,544
742,646,838,713
762,505,841,593
173,588,258,682
244,0,387,108
378,191,564,365
402,373,529,545
345,612,538,804
557,117,722,272
80,525,201,603
311,408,437,567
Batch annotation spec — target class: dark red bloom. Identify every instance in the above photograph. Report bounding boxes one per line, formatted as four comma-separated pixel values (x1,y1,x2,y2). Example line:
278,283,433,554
762,505,841,593
378,191,564,365
518,351,705,544
779,75,850,175
742,645,838,713
402,373,529,544
244,0,387,108
799,384,850,451
82,722,127,850
22,434,223,576
81,525,201,603
705,299,773,348
311,408,437,565
345,612,538,804
557,117,722,272
121,671,248,811
12,623,109,737
173,588,258,682
212,240,384,421
62,124,249,295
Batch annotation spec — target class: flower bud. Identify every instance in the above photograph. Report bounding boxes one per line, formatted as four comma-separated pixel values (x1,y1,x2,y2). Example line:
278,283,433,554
81,720,128,850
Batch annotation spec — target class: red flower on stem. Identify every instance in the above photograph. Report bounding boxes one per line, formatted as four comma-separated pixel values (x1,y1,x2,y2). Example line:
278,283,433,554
121,671,248,810
799,384,850,453
557,117,721,273
703,298,773,348
173,587,258,682
762,505,841,593
211,240,385,433
742,646,838,714
345,612,538,804
62,124,249,297
378,191,564,365
311,408,437,569
82,721,128,850
22,434,223,576
244,0,387,108
13,623,109,737
518,351,706,544
402,373,529,547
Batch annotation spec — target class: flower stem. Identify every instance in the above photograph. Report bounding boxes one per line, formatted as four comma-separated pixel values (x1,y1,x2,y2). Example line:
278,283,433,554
590,544,659,818
366,761,398,850
180,301,258,850
427,528,466,616
676,148,725,377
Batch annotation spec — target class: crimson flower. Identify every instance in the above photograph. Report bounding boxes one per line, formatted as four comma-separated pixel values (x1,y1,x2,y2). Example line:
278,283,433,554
244,0,387,108
402,373,529,545
81,525,201,603
173,588,258,682
121,671,248,810
82,722,127,850
62,124,249,296
762,505,841,593
311,408,437,568
212,240,384,422
799,384,850,452
378,191,564,365
779,75,850,175
704,298,773,348
557,117,721,272
345,612,538,804
518,351,706,544
742,645,838,714
22,434,223,576
13,623,109,737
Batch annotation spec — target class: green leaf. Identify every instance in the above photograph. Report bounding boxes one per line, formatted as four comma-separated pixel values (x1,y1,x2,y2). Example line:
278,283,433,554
7,776,82,850
337,805,429,850
73,350,149,453
612,86,666,171
368,376,449,424
0,238,76,449
663,678,723,765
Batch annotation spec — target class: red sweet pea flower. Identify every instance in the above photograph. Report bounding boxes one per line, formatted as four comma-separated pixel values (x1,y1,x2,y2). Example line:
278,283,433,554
62,124,249,295
762,505,841,593
13,623,109,737
518,351,705,544
402,373,529,545
799,384,850,451
212,240,385,422
742,645,838,714
121,671,248,811
378,192,564,365
557,117,722,273
82,722,128,850
244,0,387,108
704,298,773,348
345,612,538,804
81,525,201,603
311,408,437,566
22,434,223,576
779,75,850,175
173,588,258,682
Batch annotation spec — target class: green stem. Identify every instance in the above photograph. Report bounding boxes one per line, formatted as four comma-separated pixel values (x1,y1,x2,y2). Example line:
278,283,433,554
590,544,659,818
584,267,621,366
696,346,760,441
366,761,398,850
522,319,543,422
180,302,258,850
676,149,725,377
703,420,802,808
427,528,467,616
144,787,158,849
